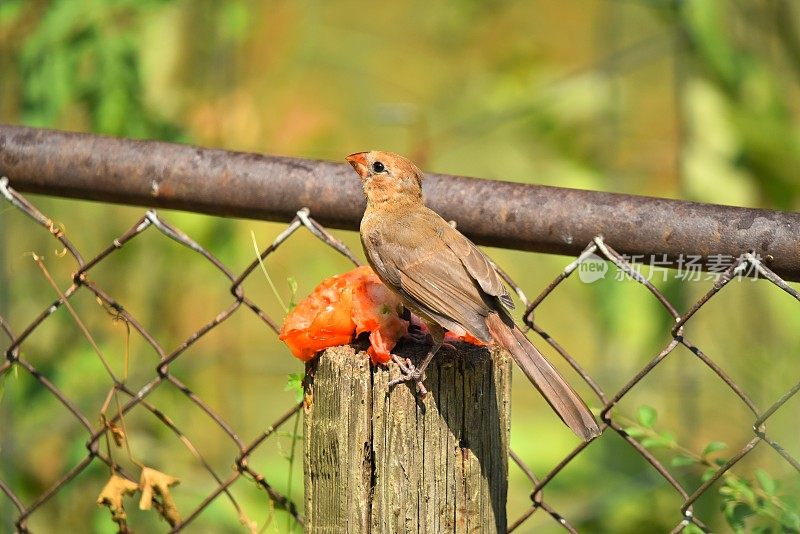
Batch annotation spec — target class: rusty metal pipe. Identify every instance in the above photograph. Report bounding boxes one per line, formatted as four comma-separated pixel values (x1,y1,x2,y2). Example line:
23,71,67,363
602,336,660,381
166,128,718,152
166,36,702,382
2,124,799,281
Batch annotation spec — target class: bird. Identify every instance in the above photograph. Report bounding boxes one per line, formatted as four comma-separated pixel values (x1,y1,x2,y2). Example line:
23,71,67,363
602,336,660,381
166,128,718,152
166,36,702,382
346,151,601,441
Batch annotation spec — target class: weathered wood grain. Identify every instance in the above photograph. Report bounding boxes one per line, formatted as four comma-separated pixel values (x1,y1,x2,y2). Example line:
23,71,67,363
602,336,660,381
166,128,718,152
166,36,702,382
304,341,511,533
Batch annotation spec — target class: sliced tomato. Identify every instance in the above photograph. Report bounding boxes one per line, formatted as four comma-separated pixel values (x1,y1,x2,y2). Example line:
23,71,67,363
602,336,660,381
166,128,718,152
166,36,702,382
280,265,483,364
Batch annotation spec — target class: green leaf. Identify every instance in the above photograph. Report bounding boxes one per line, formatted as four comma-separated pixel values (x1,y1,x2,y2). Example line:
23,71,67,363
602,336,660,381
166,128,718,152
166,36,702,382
287,277,299,309
659,431,676,446
637,405,657,428
287,277,298,294
682,523,705,534
702,441,727,456
641,436,669,449
754,469,776,496
726,478,756,504
671,455,697,467
701,467,717,482
740,484,756,504
723,502,754,530
624,426,647,438
780,508,800,531
284,372,304,402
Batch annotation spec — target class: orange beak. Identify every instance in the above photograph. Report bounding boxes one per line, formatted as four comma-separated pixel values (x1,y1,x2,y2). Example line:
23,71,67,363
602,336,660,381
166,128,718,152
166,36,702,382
346,152,369,179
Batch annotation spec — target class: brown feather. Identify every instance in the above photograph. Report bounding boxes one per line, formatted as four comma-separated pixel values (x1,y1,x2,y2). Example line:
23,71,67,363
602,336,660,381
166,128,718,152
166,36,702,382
353,150,600,441
445,227,514,310
485,314,600,440
362,208,493,341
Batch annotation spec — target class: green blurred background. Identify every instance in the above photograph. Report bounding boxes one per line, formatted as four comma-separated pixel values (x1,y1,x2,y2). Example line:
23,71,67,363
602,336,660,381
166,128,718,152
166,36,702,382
1,0,799,532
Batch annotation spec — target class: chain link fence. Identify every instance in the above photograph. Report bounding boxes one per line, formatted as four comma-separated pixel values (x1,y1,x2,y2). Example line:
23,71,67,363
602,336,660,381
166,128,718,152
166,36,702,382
1,176,798,533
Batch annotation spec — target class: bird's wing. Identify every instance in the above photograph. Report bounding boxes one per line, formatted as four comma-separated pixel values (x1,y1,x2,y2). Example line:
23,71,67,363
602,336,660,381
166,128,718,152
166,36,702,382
396,244,494,342
363,209,510,342
444,226,514,310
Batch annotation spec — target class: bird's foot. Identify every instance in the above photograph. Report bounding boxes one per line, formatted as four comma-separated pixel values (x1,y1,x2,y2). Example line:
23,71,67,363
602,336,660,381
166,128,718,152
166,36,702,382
389,355,428,396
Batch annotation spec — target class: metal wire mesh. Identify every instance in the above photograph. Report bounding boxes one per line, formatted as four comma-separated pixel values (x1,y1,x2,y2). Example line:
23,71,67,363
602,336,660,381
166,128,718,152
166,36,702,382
501,238,800,532
1,177,798,533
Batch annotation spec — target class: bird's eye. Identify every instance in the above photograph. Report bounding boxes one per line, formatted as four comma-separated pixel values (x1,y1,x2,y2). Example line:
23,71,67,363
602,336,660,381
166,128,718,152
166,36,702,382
372,161,385,173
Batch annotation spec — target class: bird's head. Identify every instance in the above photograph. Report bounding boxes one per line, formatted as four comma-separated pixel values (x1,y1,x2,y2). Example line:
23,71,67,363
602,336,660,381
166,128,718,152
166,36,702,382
346,151,424,205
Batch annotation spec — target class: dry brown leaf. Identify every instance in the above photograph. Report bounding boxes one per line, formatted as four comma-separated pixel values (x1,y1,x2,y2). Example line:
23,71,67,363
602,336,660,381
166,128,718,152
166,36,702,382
108,420,126,447
139,467,181,527
97,474,139,530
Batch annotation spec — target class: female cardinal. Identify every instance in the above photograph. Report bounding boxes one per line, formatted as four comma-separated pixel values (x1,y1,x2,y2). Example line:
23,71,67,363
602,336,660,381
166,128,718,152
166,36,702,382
346,151,600,441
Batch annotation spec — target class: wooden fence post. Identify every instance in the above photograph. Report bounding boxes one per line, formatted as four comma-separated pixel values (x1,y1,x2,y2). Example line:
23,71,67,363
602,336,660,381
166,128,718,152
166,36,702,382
303,342,511,533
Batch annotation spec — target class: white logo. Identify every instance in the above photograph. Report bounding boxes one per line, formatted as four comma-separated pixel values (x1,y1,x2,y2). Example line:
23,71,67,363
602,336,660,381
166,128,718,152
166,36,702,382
578,253,608,283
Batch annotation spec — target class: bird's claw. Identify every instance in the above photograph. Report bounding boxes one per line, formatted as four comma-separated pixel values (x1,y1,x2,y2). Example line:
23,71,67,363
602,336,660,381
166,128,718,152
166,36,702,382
389,355,428,396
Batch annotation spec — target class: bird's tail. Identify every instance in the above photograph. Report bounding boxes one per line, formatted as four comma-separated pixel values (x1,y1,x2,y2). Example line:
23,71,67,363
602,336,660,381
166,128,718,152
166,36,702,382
485,313,600,441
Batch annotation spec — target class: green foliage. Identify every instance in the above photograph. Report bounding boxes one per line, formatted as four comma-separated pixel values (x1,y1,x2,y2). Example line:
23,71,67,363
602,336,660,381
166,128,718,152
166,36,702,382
624,407,800,533
15,0,182,139
655,0,800,209
682,523,705,534
284,373,304,403
286,277,299,310
702,441,728,457
637,404,658,428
